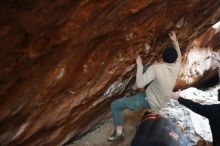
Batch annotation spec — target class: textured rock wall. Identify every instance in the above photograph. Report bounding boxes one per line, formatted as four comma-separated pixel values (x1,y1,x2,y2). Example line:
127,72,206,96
178,25,220,88
0,1,220,146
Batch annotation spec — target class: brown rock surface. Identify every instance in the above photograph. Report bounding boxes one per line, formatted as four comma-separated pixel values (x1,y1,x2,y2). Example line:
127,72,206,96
177,25,220,89
0,1,220,146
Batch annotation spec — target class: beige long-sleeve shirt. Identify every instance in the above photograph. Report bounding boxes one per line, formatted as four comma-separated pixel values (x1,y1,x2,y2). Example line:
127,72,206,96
136,41,181,110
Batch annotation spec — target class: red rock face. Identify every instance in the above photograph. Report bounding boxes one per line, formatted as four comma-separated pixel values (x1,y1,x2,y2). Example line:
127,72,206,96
177,25,220,89
0,1,220,145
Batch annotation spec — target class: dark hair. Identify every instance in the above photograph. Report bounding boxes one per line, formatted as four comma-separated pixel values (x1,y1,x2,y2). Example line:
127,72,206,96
162,47,178,63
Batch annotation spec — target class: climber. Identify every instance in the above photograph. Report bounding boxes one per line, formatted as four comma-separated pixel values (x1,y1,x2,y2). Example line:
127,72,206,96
108,31,182,141
166,90,220,146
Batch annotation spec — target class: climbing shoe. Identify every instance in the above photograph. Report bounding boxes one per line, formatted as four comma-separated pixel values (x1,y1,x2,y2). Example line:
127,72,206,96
108,131,124,142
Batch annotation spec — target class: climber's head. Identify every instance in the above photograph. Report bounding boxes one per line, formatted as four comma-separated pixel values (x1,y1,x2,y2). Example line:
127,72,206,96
162,47,178,63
